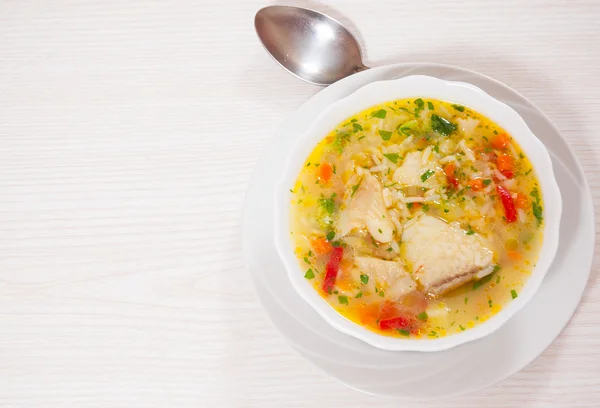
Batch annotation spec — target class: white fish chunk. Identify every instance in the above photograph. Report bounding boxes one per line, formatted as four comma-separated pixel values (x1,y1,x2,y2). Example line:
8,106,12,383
337,173,396,243
402,215,494,296
393,151,439,188
354,256,416,299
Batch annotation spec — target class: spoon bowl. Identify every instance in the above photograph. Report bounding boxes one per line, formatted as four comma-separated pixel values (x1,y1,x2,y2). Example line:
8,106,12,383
254,5,368,86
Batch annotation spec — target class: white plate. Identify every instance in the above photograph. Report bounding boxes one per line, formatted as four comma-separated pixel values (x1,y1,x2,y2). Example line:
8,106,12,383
242,63,595,399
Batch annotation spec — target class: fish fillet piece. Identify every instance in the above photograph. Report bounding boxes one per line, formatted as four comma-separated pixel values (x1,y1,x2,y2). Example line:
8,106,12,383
402,215,494,296
393,151,439,188
337,173,395,243
354,256,416,299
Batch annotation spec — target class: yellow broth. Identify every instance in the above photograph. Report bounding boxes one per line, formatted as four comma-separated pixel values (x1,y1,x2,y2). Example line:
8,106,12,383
290,98,544,339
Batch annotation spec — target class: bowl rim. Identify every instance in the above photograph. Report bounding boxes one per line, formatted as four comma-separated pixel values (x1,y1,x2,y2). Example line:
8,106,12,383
273,74,562,352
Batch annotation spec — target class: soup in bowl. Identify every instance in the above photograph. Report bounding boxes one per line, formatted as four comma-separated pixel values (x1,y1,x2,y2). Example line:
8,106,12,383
274,76,561,351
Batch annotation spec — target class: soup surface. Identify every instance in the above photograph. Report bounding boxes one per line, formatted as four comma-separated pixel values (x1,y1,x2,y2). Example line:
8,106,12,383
289,98,544,339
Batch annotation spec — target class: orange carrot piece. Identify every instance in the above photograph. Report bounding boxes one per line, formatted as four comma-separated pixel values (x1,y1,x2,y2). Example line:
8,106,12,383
468,178,483,191
444,163,459,188
311,237,333,255
515,193,529,209
491,133,509,149
496,153,513,174
507,250,522,261
319,163,333,182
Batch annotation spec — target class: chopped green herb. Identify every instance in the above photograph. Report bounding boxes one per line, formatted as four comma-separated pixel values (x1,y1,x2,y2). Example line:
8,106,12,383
378,290,385,297
397,329,410,336
488,299,493,308
428,331,437,337
407,202,414,209
414,98,425,110
384,182,398,188
427,101,435,110
303,257,310,264
308,250,313,257
511,289,518,299
351,181,361,197
431,114,457,136
421,169,435,182
399,119,419,135
482,135,488,141
377,228,383,234
532,202,543,226
466,225,475,235
357,135,366,141
290,189,294,193
444,208,450,213
433,143,440,153
360,274,369,284
493,265,501,273
519,152,525,159
483,179,492,186
459,325,466,331
306,162,311,167
530,187,541,202
338,295,349,305
355,291,363,298
333,290,338,294
525,168,532,175
493,130,498,134
318,193,336,215
475,316,479,320
352,122,363,132
464,297,468,304
386,247,393,252
383,153,400,163
473,273,493,290
304,268,315,279
332,165,337,174
297,199,303,204
418,311,428,321
422,204,430,212
378,130,393,141
496,275,501,284
326,231,335,241
371,109,387,119
452,104,465,112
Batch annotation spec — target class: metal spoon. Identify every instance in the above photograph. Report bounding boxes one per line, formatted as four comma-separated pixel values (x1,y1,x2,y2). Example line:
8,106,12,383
254,5,369,86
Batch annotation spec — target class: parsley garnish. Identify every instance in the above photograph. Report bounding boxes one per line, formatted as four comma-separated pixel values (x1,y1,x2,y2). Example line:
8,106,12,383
417,312,428,321
318,193,336,215
383,153,400,163
511,289,518,299
466,225,475,235
355,291,363,298
338,295,349,305
397,329,410,336
304,269,315,279
427,101,435,110
360,274,369,284
371,109,387,119
378,130,393,141
421,169,435,182
452,104,465,112
431,114,457,136
350,181,361,197
326,231,335,241
483,179,492,186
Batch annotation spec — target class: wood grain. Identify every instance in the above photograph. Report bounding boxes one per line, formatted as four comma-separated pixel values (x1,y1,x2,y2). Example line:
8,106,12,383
0,0,598,406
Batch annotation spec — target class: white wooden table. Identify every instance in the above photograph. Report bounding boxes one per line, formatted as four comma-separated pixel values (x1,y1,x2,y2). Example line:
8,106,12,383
0,1,598,406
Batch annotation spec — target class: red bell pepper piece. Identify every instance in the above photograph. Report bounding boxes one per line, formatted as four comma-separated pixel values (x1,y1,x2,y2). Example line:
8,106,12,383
322,246,344,293
496,185,517,223
379,315,414,331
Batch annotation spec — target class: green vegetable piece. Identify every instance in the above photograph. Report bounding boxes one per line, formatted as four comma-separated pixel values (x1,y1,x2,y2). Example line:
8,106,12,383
532,202,543,226
466,225,475,235
304,268,315,279
355,292,363,298
371,109,387,119
417,312,428,321
399,119,419,135
326,231,335,241
421,169,435,182
427,101,435,110
414,98,425,109
378,130,393,141
483,179,492,186
511,289,518,299
351,181,361,197
338,295,349,305
459,325,466,331
452,104,465,112
352,122,363,132
431,114,457,136
360,274,369,284
383,153,400,163
318,193,336,215
397,329,410,336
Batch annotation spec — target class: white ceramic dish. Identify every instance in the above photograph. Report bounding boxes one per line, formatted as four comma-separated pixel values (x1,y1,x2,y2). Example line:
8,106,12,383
273,75,562,352
243,63,594,398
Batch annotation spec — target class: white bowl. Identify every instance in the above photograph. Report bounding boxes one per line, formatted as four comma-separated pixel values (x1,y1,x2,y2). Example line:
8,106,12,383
273,75,562,352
